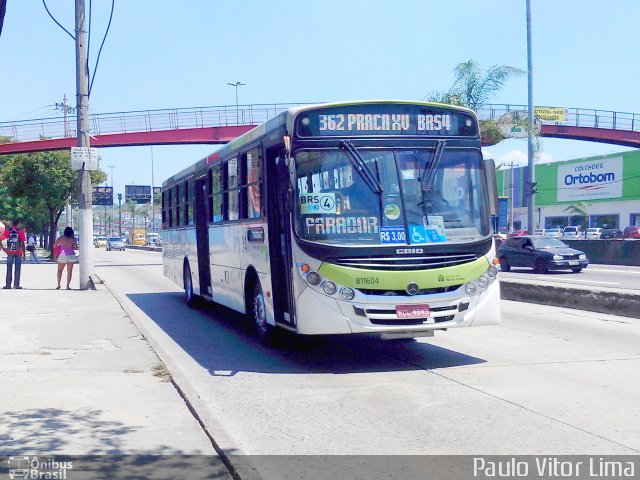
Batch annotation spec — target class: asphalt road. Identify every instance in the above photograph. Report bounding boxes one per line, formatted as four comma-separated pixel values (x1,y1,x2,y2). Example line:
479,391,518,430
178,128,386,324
93,248,640,456
499,263,640,291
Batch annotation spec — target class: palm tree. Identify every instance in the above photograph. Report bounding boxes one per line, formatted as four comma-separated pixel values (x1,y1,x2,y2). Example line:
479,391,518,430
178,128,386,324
563,202,589,230
425,60,538,147
125,199,139,232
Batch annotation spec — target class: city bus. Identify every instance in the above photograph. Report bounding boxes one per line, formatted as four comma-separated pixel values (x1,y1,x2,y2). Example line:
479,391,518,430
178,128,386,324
161,101,500,341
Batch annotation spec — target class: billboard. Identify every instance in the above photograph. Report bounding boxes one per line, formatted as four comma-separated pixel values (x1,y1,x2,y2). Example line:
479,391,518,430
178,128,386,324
92,186,113,205
557,157,623,202
125,185,151,204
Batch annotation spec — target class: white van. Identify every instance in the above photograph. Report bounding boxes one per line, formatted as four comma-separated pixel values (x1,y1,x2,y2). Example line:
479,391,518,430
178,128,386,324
562,226,582,239
146,232,161,246
585,227,603,239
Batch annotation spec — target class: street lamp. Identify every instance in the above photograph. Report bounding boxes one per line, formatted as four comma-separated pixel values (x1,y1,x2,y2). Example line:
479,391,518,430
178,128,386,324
227,81,246,124
107,165,114,235
118,193,122,238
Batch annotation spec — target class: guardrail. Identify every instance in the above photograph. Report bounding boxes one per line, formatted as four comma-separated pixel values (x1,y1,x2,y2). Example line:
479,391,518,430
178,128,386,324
477,105,640,132
0,103,307,143
2,102,639,144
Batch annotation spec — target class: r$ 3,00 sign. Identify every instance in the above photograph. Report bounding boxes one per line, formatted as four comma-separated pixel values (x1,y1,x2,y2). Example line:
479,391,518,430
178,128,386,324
300,193,337,214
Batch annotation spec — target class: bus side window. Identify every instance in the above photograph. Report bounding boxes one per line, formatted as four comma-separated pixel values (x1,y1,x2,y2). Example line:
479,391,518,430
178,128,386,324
209,166,223,223
225,158,239,221
242,146,263,220
183,179,190,226
175,184,181,226
161,191,167,229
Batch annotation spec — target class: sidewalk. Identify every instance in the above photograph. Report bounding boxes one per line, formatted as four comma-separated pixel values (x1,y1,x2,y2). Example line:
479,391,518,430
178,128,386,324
0,258,232,476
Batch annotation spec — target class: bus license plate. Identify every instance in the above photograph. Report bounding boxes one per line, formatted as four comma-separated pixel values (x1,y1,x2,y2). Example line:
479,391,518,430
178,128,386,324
396,304,431,319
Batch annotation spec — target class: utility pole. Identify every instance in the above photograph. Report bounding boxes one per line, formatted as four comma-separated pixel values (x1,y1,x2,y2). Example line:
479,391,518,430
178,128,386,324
526,0,535,233
75,0,95,290
150,146,155,233
55,94,76,137
57,94,76,228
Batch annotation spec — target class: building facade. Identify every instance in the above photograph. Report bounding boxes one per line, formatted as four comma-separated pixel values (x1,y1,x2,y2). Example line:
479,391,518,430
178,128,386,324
496,150,640,231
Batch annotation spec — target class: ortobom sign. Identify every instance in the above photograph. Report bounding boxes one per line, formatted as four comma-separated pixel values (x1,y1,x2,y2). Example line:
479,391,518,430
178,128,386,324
557,157,623,202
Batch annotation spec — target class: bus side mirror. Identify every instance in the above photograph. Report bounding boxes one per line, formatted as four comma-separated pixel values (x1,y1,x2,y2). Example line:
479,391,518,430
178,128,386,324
483,158,499,219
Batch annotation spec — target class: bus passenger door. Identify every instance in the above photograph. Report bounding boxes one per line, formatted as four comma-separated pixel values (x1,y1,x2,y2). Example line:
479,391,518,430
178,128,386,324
266,148,295,326
195,176,211,297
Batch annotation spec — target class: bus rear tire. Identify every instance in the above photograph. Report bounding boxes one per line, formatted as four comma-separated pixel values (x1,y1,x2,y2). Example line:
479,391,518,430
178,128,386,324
251,281,274,343
183,263,197,307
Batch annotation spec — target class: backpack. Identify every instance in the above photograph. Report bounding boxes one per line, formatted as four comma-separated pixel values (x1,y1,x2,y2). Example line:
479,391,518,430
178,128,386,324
7,228,19,251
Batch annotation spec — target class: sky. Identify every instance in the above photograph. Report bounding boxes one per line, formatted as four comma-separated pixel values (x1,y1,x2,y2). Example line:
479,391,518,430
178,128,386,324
1,0,639,197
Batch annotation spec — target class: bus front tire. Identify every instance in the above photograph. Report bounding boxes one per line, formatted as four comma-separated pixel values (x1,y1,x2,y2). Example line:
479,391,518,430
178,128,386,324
251,282,274,342
183,263,197,307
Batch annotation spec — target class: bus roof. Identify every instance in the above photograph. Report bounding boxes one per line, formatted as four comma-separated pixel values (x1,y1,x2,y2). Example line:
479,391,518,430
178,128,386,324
162,100,479,187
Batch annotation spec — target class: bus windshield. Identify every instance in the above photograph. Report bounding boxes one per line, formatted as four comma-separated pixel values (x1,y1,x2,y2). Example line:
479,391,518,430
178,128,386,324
294,147,490,246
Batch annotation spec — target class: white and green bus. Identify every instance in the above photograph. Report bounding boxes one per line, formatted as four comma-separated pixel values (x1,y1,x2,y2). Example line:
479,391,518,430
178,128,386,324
161,101,500,340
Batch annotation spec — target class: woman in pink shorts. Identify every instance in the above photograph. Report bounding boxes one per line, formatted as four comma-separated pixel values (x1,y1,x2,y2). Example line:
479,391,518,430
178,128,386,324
53,227,79,289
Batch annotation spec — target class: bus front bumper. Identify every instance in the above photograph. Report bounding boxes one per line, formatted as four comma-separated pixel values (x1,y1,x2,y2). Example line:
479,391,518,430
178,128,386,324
294,280,500,335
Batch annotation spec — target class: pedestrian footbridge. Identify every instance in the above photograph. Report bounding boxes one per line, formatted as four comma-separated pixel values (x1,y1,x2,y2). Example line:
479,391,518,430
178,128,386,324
1,103,639,155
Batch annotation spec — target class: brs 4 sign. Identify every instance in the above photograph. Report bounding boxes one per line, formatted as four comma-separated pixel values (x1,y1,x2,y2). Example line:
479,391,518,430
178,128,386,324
396,304,431,319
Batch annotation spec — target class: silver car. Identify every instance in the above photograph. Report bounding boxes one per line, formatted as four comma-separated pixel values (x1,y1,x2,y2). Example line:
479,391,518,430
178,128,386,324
106,237,126,251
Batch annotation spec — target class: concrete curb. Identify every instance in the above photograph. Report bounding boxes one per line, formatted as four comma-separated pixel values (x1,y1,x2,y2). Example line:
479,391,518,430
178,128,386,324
125,245,162,252
500,279,640,319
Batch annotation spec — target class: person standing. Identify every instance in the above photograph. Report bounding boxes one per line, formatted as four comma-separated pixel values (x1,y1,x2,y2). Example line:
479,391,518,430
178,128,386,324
0,219,27,289
27,233,41,263
52,227,79,290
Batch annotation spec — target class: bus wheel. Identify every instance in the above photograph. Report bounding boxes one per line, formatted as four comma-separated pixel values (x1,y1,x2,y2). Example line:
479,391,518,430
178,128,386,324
183,263,196,307
251,282,273,341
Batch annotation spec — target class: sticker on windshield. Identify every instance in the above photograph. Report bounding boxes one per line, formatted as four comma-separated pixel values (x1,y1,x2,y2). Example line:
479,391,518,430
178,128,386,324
408,219,446,244
380,226,406,244
300,193,336,214
383,204,401,221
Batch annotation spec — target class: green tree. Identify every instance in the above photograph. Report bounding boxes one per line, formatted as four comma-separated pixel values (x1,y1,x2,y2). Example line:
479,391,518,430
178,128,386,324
563,202,589,229
0,151,106,248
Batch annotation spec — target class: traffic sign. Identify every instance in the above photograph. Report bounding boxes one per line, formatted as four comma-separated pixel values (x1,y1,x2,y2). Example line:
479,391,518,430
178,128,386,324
71,147,99,170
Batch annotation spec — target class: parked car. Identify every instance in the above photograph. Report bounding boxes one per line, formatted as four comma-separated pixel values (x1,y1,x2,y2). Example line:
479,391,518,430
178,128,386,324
585,227,604,239
497,235,589,273
94,236,107,248
562,226,583,239
544,228,563,238
106,237,126,251
507,229,529,237
600,228,623,239
533,228,546,236
623,225,640,239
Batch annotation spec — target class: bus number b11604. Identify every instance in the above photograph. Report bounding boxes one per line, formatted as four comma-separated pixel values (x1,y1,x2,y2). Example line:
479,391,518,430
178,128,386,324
355,277,380,286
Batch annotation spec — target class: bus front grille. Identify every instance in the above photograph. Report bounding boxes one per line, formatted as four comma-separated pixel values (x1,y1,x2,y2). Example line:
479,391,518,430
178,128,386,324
356,285,461,296
333,253,477,271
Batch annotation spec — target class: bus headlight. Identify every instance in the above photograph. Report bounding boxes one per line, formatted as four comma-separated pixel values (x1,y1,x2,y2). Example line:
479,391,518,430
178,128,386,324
322,281,337,295
340,287,355,301
478,275,490,289
465,282,477,295
306,271,321,285
487,265,498,277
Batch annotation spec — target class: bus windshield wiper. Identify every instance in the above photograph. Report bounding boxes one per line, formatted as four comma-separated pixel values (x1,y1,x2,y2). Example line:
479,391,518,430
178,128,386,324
340,140,383,195
421,140,446,192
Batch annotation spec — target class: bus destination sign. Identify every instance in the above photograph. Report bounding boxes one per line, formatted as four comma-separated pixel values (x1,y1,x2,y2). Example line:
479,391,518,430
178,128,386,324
295,104,477,138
